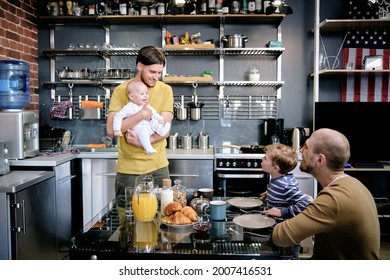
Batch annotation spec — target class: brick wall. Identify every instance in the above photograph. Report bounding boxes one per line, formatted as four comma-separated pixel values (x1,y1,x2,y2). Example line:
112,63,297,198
0,0,38,110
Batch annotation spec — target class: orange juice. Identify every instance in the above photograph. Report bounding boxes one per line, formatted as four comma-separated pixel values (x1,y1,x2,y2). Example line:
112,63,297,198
132,193,158,222
133,221,157,252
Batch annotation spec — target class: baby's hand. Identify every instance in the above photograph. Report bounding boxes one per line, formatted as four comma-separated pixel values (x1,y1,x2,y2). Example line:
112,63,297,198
114,130,123,137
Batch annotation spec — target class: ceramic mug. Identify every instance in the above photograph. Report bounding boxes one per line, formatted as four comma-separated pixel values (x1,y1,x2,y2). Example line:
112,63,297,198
209,200,227,221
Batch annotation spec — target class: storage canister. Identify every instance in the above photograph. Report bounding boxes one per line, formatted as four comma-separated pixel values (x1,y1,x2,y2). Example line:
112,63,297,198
0,60,30,110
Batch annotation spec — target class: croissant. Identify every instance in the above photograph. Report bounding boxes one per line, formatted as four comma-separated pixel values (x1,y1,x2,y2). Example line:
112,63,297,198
161,214,173,224
172,211,192,225
164,202,182,216
180,206,198,222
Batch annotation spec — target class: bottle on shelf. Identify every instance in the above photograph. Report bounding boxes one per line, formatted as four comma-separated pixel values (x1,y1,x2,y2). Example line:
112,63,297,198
216,0,223,14
240,0,248,14
230,0,240,14
255,0,262,14
247,0,255,14
208,0,216,14
119,0,127,15
197,0,207,14
222,0,230,14
160,179,173,213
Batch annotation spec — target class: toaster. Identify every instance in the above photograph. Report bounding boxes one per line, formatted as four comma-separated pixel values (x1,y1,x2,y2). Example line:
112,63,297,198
0,140,10,175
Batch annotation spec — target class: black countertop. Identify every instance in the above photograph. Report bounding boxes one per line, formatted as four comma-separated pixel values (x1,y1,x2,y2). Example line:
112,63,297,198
62,196,287,260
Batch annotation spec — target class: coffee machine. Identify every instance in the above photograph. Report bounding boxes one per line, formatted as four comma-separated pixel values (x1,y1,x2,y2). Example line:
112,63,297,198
260,118,284,145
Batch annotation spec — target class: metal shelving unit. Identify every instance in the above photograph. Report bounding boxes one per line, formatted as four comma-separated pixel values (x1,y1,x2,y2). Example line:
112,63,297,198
40,14,284,120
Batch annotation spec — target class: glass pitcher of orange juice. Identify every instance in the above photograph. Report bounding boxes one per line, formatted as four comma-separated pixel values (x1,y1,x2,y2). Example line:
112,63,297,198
133,221,157,252
132,174,158,222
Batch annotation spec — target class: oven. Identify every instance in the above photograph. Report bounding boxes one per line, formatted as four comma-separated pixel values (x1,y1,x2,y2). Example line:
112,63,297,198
213,147,269,197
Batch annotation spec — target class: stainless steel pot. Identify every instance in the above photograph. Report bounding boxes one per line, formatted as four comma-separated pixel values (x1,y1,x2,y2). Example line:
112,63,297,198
221,34,248,48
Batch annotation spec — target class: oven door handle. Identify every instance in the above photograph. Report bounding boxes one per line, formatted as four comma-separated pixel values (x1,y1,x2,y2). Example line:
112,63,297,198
218,174,265,179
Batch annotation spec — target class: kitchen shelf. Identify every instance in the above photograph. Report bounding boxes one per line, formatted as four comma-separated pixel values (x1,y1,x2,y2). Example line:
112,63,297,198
39,14,285,27
310,69,390,77
42,80,284,89
316,18,390,33
43,47,284,57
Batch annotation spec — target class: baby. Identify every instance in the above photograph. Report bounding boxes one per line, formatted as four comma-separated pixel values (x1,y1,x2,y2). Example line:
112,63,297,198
113,80,171,156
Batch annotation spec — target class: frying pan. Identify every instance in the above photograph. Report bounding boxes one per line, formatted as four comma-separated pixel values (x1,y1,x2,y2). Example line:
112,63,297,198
222,143,265,154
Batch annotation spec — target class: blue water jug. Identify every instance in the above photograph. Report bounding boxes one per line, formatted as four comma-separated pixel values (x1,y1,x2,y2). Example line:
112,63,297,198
0,60,30,110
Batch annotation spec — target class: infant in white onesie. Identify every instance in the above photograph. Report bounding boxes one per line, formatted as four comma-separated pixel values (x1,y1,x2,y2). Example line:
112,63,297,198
113,80,171,156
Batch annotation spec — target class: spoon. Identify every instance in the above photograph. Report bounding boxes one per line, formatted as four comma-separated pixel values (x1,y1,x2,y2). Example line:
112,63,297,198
239,208,265,214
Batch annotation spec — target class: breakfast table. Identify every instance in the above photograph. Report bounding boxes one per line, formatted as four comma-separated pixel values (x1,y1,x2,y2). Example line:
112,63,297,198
62,196,290,260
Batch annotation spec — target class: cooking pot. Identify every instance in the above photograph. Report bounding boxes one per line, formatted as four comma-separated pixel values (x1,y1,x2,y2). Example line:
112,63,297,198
221,34,248,48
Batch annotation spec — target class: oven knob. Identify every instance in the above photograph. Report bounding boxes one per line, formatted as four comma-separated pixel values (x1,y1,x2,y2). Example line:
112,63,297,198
226,161,230,167
232,161,237,167
218,160,224,167
247,161,251,168
253,161,258,168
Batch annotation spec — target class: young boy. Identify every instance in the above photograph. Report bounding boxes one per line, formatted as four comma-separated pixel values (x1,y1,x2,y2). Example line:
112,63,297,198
113,80,171,156
260,143,312,258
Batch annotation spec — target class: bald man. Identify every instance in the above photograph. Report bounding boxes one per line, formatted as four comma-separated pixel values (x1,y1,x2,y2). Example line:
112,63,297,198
272,128,380,260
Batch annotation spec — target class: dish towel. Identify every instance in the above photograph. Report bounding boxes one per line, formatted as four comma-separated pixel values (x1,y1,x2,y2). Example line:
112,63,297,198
50,100,73,119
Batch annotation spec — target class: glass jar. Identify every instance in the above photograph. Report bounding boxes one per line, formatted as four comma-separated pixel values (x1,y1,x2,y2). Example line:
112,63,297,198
172,179,187,207
160,178,173,213
132,175,158,222
249,64,260,81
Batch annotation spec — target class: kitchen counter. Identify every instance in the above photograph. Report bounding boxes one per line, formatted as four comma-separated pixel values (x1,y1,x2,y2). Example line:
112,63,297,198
9,153,77,167
76,146,214,160
0,170,55,193
8,147,213,167
62,195,284,260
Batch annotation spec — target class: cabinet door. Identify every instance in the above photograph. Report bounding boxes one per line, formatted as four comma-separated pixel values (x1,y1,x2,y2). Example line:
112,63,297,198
55,161,73,255
90,159,117,223
11,177,57,260
169,159,213,189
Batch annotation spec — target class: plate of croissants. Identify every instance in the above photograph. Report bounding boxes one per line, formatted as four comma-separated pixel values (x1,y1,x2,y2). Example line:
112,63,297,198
161,202,199,227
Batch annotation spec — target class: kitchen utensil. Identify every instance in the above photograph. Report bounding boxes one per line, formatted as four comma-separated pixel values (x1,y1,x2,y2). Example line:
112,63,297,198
198,132,209,149
175,107,187,120
226,197,263,209
221,143,265,154
221,34,248,48
167,133,178,149
190,107,201,120
180,133,192,149
232,214,275,229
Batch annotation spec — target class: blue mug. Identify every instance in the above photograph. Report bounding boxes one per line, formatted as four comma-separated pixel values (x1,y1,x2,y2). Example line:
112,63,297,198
210,200,226,221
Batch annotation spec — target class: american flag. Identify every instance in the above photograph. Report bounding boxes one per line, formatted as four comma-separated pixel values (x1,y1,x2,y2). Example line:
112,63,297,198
341,0,390,101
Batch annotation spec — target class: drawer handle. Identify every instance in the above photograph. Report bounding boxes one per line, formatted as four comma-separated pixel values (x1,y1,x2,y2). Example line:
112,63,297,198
95,172,116,177
218,174,264,179
170,174,198,177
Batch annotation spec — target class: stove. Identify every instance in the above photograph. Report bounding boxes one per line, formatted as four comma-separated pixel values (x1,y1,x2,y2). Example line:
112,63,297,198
213,147,268,197
214,147,264,171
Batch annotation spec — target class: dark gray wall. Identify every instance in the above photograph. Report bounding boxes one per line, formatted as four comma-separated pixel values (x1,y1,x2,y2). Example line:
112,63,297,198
38,0,344,146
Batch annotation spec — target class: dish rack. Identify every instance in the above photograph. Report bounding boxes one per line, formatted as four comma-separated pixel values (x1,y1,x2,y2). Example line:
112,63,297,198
39,134,74,152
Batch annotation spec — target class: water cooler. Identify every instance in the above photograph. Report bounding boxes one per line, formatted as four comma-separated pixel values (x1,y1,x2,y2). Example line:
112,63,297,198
0,60,38,159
